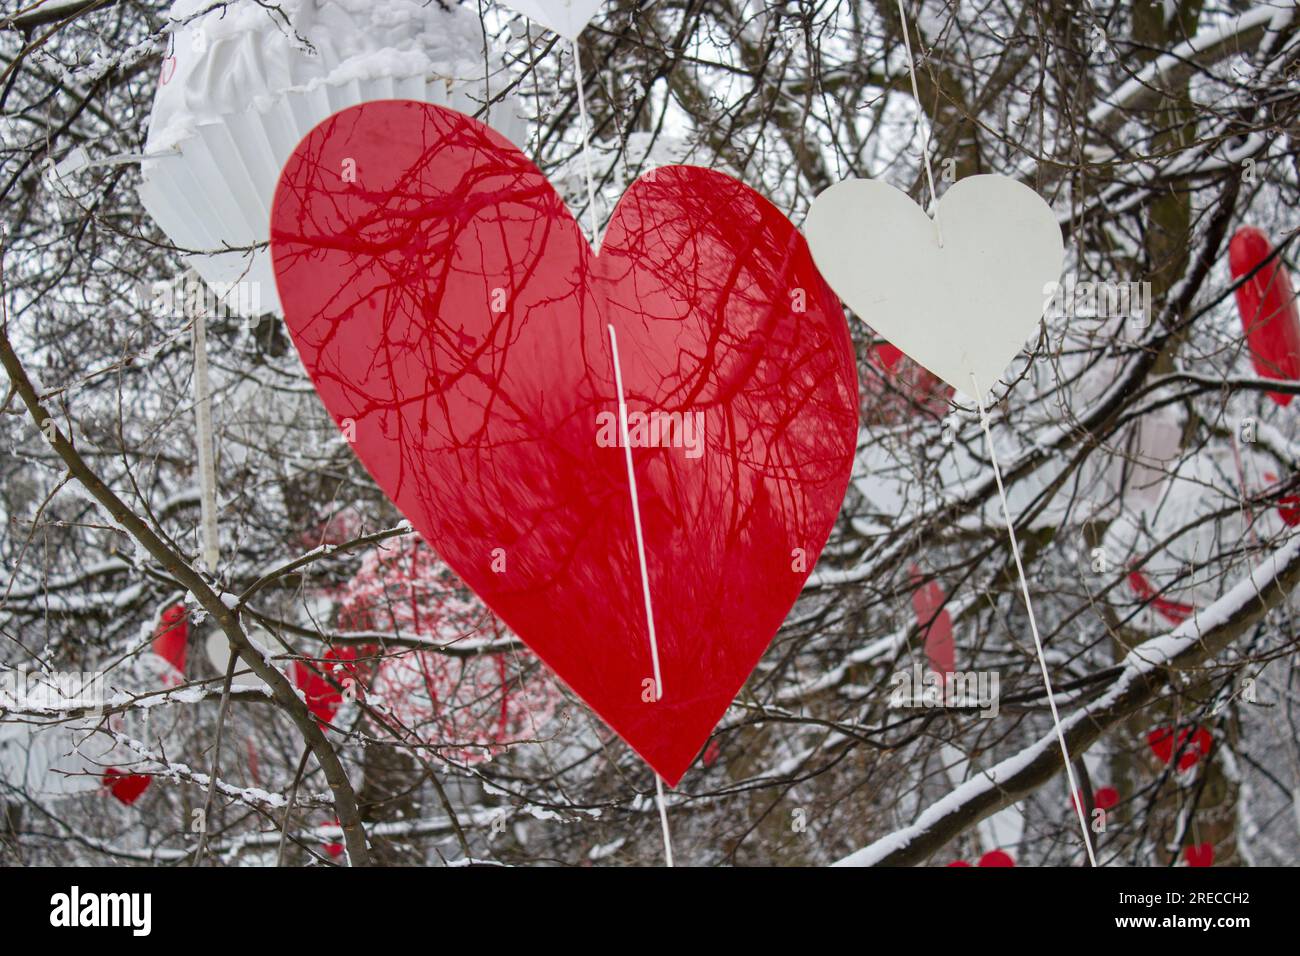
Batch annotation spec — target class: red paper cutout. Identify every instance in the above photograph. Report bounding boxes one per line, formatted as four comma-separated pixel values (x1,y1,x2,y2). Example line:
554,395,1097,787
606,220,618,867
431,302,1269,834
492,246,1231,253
1127,570,1195,625
1229,226,1300,406
1184,843,1214,867
700,738,721,768
152,603,189,683
1263,471,1300,528
947,850,1016,867
103,767,150,805
977,849,1015,867
271,101,858,785
293,646,371,727
866,342,952,422
1147,726,1213,771
1072,785,1119,814
909,565,956,678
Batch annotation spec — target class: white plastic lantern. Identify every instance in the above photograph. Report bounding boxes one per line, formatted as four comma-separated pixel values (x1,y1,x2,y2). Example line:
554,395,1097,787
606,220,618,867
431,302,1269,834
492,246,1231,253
138,0,528,317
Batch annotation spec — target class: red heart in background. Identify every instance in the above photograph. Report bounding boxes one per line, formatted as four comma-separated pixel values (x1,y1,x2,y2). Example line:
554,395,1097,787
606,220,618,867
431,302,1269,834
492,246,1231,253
866,342,952,421
321,818,345,858
1094,786,1119,811
103,767,150,805
909,566,955,677
700,738,722,768
1184,843,1214,867
1127,571,1195,625
1229,226,1300,407
1072,785,1120,814
152,603,189,682
946,850,1016,867
1263,472,1300,527
271,101,858,785
1147,726,1213,771
293,646,372,726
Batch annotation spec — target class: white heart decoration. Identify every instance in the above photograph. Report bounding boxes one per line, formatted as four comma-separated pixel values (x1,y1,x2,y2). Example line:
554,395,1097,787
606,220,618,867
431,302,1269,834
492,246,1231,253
501,0,604,40
205,629,274,687
805,174,1064,393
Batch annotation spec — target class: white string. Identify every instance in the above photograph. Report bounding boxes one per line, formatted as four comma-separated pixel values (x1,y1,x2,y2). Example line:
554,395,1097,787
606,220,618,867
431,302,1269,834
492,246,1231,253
189,277,219,573
972,375,1098,867
893,0,1090,863
895,0,942,246
606,326,664,700
1229,432,1260,547
570,33,673,866
572,39,602,248
654,775,675,867
607,322,674,867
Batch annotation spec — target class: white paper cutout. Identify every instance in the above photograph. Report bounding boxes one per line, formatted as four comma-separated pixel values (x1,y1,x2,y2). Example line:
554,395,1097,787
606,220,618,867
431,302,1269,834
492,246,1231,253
805,174,1064,393
205,629,273,687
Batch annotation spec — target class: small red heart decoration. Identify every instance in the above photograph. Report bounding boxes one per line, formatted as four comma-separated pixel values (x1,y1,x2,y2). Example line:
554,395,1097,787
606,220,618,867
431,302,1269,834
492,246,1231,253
1072,785,1120,814
293,646,371,726
1263,472,1300,526
322,818,345,858
977,849,1015,867
700,738,721,768
152,603,189,682
1148,726,1212,771
1184,842,1214,867
946,860,971,867
103,767,150,805
271,102,858,785
1127,571,1195,625
909,566,955,677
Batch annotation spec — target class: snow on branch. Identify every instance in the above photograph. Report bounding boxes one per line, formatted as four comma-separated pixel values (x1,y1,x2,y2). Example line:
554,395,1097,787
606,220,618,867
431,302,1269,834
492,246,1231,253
1088,2,1298,132
833,533,1300,867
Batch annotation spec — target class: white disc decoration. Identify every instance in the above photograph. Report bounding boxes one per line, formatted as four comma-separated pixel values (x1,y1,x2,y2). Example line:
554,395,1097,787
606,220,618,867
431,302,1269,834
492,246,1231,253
805,174,1065,393
501,0,605,41
138,0,528,317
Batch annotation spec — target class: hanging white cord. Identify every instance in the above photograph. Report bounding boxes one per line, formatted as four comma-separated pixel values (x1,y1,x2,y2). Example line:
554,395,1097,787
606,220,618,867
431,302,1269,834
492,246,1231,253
895,0,942,246
189,276,220,572
972,375,1098,867
892,0,1092,864
607,324,674,866
574,35,671,862
607,326,665,696
572,39,602,248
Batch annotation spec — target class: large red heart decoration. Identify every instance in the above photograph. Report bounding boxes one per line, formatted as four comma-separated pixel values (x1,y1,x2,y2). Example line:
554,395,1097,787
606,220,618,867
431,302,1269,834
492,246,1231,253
270,101,858,785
